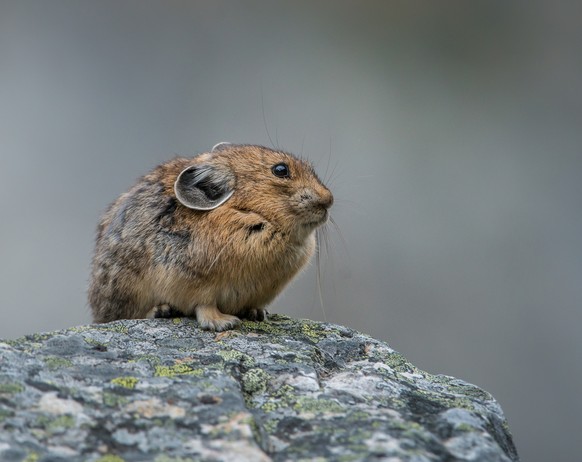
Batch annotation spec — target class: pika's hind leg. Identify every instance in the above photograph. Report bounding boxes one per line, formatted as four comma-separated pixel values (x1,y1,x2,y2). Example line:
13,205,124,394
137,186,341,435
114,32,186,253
195,305,241,331
146,304,184,319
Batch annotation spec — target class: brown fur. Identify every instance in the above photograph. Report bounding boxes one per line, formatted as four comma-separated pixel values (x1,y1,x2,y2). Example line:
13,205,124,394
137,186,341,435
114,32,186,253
89,144,333,331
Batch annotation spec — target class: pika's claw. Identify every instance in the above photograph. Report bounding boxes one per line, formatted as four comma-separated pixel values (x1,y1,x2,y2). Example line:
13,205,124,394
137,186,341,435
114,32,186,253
195,305,241,331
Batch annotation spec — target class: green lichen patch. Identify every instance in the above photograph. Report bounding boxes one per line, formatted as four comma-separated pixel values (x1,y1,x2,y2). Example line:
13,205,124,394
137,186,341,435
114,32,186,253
110,376,139,389
83,337,108,349
405,388,478,413
95,456,126,462
240,314,343,344
95,323,129,334
25,332,54,343
389,419,424,432
154,456,196,462
346,410,372,422
383,351,418,374
23,453,40,462
263,417,279,434
0,407,14,421
241,368,270,395
293,396,345,414
216,349,256,367
455,422,476,433
154,363,203,378
35,414,76,434
240,319,288,337
102,391,129,408
68,325,93,333
274,384,298,402
258,383,299,413
299,321,336,343
261,400,280,412
0,382,24,394
430,375,493,402
43,356,73,370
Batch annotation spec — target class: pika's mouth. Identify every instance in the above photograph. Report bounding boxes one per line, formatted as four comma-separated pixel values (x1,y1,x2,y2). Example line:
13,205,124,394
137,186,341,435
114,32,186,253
302,210,329,229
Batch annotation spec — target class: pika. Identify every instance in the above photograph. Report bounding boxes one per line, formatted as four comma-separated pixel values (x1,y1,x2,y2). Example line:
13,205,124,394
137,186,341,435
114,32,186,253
89,143,333,331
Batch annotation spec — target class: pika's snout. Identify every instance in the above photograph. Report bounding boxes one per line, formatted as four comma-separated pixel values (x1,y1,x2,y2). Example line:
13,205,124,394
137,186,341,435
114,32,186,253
316,187,334,210
294,185,334,228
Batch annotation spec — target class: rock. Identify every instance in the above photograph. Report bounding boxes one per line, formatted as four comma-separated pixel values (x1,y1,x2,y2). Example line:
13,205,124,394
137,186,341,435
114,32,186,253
0,314,518,461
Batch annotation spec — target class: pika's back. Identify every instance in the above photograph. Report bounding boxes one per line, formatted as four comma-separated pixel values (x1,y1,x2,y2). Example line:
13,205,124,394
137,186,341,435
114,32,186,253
89,143,333,330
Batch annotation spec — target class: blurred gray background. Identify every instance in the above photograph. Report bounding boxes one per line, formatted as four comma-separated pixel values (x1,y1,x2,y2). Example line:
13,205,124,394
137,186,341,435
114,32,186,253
1,1,580,460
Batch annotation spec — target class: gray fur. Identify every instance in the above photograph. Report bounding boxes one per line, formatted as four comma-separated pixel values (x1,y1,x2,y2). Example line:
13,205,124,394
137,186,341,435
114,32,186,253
90,180,170,322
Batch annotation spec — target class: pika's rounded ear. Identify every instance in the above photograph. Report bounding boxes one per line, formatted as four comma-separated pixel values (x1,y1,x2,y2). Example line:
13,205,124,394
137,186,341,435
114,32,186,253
212,142,232,152
174,164,234,210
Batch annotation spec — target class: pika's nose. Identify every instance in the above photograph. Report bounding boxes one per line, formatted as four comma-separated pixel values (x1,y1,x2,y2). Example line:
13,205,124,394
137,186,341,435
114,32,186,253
297,185,334,212
299,187,334,209
318,188,334,209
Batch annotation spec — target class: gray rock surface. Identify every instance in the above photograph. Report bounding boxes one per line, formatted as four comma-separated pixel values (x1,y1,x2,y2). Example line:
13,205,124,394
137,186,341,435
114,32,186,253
0,314,518,461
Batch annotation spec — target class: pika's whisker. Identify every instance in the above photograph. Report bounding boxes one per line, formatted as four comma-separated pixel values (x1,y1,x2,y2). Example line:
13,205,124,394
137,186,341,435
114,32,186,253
329,216,349,257
315,229,327,322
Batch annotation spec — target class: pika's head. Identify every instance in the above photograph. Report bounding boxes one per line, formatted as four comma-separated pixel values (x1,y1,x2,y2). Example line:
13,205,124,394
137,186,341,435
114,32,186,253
174,143,333,240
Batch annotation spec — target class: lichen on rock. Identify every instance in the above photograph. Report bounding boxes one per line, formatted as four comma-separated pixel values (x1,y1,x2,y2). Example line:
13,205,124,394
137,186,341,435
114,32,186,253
0,314,518,461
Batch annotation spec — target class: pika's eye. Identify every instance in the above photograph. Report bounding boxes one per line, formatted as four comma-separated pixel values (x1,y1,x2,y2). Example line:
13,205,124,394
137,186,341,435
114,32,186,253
272,163,290,178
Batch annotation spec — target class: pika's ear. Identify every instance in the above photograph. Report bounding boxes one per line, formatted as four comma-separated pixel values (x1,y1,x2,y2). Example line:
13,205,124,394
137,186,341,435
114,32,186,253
174,164,234,210
212,141,232,152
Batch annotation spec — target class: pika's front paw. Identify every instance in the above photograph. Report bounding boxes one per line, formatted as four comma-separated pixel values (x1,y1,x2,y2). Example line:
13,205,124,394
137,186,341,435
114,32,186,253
146,304,184,319
240,307,266,322
195,305,241,332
